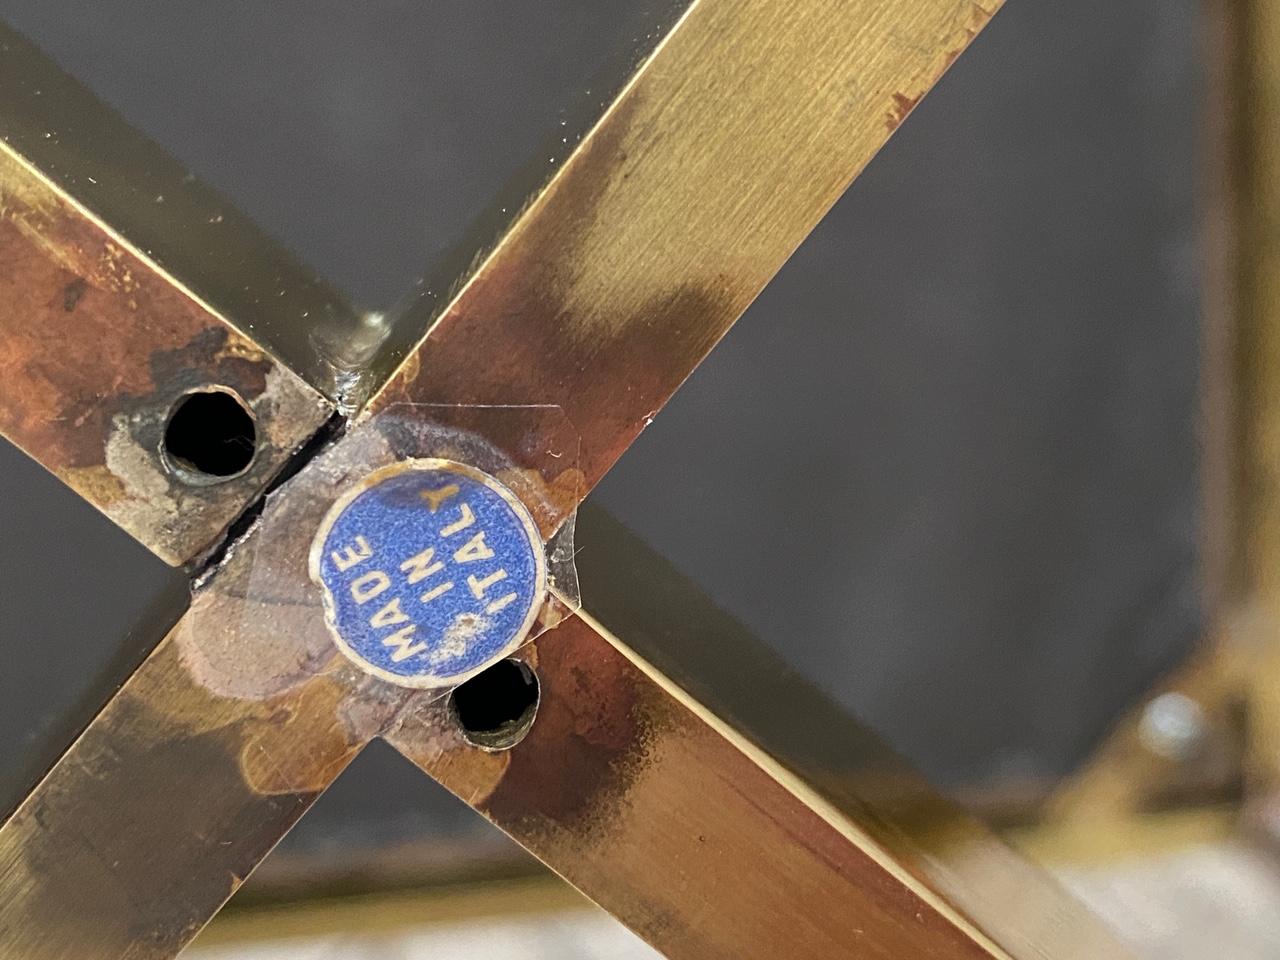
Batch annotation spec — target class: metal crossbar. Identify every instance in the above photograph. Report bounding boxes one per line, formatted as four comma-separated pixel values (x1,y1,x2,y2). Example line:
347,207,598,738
0,3,1135,958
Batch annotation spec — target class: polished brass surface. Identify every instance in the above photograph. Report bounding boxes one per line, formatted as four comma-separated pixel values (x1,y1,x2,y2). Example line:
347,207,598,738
391,614,1015,960
0,425,412,958
0,622,362,958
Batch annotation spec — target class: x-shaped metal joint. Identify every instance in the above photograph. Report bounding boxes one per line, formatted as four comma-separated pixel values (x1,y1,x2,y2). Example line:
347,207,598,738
0,3,1136,958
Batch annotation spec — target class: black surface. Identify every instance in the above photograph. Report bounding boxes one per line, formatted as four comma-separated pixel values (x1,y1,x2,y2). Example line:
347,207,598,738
0,1,682,311
596,0,1204,785
0,0,1203,869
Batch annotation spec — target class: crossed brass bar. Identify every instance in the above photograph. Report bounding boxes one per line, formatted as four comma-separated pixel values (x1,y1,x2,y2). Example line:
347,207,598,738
0,1,1135,958
0,22,360,402
0,137,332,565
391,503,1132,959
365,0,1003,497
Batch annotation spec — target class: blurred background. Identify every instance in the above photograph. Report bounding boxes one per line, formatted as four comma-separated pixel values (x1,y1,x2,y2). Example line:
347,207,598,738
4,0,1279,956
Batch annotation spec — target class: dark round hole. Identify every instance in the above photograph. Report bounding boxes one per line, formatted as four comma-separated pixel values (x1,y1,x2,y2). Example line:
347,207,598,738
449,659,539,751
162,388,257,481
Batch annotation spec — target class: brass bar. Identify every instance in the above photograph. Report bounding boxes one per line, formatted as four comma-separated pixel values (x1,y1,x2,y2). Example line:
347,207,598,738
1202,0,1244,612
0,21,361,397
0,425,424,959
0,136,332,566
386,607,1132,960
0,584,381,958
1020,0,1251,837
0,2,1131,957
364,0,1002,518
0,625,358,959
570,504,1135,959
0,410,469,959
0,481,1128,958
0,22,346,565
387,615,1006,960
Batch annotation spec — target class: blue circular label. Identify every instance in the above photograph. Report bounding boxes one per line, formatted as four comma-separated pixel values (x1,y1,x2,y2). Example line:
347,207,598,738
309,459,546,688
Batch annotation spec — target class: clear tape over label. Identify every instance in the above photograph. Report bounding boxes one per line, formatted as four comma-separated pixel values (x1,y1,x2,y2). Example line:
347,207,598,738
183,405,580,714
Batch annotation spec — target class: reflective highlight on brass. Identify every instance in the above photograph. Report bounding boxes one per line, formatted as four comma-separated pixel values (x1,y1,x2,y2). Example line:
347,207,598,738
368,0,1003,516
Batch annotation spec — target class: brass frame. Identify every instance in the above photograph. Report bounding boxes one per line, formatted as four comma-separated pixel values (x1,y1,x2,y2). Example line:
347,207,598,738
0,2,1138,958
996,0,1280,865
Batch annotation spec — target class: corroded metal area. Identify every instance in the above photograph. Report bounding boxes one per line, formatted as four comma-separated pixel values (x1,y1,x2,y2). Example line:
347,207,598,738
0,139,332,565
366,0,1002,515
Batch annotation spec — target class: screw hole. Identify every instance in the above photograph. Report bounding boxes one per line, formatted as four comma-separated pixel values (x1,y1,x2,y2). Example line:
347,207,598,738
449,659,539,751
162,388,257,482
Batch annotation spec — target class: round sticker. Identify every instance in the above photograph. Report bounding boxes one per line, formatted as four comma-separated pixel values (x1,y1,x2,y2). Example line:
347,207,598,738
309,459,546,688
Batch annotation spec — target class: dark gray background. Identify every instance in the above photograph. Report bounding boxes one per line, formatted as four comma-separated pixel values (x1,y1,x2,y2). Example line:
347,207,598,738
0,0,1202,867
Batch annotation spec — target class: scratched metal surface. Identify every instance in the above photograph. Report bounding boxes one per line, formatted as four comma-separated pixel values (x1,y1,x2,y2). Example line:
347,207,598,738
0,130,335,564
0,0,1200,880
